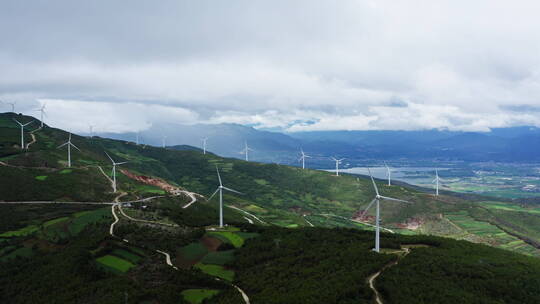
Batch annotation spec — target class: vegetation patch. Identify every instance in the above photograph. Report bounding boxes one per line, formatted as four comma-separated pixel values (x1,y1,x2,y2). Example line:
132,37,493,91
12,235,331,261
95,255,135,273
194,263,234,281
0,247,33,261
181,289,220,304
200,250,235,265
59,169,72,174
207,231,244,248
35,175,47,181
43,217,69,227
179,242,209,261
111,249,143,264
0,225,39,237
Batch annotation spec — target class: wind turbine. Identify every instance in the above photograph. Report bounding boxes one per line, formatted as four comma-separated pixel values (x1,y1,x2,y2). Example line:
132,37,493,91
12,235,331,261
208,166,243,228
331,157,345,176
240,141,254,161
433,169,441,196
7,101,16,112
57,133,80,167
361,168,410,252
13,119,33,150
105,151,127,193
35,103,47,128
299,148,311,169
88,125,94,138
161,135,167,148
202,137,208,154
384,161,392,186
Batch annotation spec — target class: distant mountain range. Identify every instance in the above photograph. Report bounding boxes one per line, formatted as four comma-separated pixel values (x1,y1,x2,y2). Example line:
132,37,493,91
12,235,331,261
99,123,540,166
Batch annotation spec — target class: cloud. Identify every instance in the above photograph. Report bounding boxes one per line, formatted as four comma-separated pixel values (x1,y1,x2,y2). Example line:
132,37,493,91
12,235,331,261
2,0,540,132
37,99,198,133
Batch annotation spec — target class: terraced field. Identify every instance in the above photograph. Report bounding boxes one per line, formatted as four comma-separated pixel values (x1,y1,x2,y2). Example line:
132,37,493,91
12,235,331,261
445,211,540,256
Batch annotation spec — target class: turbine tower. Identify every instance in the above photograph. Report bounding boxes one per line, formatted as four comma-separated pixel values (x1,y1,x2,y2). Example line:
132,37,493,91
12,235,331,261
361,169,410,252
161,135,167,148
208,166,243,228
240,141,254,161
433,169,441,196
299,148,311,169
57,133,80,167
331,157,345,176
88,125,94,138
7,101,16,112
384,161,392,186
202,137,208,154
35,103,47,128
105,152,127,193
13,119,33,150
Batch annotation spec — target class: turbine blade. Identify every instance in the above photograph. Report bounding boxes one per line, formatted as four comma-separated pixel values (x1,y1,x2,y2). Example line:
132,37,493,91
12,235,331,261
12,118,22,126
379,195,410,204
104,151,114,163
360,198,377,218
222,186,244,195
57,142,68,149
115,161,128,165
208,188,220,201
367,168,380,196
70,143,81,151
216,166,222,186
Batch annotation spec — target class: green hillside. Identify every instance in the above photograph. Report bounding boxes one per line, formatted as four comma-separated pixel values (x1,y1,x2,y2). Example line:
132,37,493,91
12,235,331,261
1,112,540,303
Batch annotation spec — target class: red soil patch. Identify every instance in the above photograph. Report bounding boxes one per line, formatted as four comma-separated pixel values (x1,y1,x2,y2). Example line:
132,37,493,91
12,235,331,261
201,235,223,252
395,218,424,230
120,169,182,195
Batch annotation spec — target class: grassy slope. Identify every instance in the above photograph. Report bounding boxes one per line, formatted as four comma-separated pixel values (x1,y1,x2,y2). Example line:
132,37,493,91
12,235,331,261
0,112,539,257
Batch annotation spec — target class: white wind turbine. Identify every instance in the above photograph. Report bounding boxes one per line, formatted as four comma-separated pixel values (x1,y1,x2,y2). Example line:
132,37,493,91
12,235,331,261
240,141,254,161
105,152,128,193
299,148,311,169
7,101,16,112
433,169,441,196
35,103,47,128
331,157,345,176
208,166,243,228
57,133,80,167
161,135,167,148
360,168,411,252
88,124,94,138
202,137,208,154
13,119,33,150
384,161,392,186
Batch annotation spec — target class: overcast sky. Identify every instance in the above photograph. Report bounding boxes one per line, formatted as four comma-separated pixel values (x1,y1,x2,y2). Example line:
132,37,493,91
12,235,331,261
2,0,540,133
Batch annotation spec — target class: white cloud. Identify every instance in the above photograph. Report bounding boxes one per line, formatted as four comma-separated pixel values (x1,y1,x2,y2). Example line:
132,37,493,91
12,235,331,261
2,0,540,132
35,99,198,134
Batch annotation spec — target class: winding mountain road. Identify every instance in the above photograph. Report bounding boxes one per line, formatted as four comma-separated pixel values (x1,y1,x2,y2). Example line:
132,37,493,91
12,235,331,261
367,247,411,304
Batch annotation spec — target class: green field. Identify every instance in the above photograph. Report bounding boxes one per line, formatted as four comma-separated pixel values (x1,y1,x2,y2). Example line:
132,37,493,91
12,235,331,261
207,231,245,248
446,211,539,256
479,201,540,214
179,242,209,261
200,250,235,265
95,255,135,273
111,249,143,264
194,263,234,281
181,289,220,304
0,225,39,237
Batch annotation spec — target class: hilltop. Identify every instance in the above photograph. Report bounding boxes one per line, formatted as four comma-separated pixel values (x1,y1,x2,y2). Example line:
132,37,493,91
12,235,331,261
1,112,540,303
